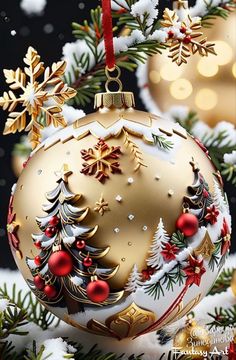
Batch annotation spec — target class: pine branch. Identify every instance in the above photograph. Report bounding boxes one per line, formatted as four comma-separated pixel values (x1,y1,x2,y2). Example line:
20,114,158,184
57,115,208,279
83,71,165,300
202,1,236,28
170,231,188,249
0,284,60,330
207,304,236,328
0,341,19,360
0,302,28,340
208,268,234,295
152,134,174,151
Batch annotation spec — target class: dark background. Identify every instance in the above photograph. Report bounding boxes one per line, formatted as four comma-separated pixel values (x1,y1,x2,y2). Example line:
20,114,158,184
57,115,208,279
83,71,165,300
0,0,235,269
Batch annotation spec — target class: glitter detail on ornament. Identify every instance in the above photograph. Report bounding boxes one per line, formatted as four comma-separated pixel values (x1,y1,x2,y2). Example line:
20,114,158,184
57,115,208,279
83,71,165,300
121,258,126,262
115,195,122,202
128,242,132,246
114,227,120,234
128,177,134,184
142,226,148,231
37,169,42,175
168,189,174,197
155,175,160,180
128,214,135,221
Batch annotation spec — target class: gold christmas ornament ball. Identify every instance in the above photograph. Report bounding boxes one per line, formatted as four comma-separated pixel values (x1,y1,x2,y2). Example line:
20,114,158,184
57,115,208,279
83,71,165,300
173,315,211,359
231,269,236,297
147,12,236,126
8,92,231,339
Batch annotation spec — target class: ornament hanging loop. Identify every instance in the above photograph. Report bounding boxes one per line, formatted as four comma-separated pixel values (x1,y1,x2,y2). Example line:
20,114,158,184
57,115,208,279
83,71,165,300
105,65,123,93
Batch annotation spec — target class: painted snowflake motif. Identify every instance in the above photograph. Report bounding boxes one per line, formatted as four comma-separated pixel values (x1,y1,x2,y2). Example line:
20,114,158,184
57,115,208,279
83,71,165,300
80,139,122,182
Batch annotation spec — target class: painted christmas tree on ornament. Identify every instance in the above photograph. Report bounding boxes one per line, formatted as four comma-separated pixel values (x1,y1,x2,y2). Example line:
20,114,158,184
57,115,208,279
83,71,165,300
1,0,232,340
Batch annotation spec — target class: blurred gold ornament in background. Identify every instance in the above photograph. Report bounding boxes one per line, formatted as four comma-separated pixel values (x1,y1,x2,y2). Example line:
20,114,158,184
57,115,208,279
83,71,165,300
231,269,236,296
148,12,236,126
173,314,211,359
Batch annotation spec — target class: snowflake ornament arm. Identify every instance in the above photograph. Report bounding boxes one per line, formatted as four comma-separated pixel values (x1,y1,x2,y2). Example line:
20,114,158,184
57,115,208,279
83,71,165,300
0,47,77,149
160,8,216,66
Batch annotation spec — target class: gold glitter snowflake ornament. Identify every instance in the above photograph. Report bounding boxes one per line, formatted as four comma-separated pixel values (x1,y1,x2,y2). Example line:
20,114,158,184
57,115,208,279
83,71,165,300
161,7,216,66
0,47,77,149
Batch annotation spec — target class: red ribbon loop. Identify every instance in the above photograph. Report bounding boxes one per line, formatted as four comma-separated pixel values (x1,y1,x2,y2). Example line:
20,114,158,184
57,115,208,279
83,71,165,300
102,0,116,70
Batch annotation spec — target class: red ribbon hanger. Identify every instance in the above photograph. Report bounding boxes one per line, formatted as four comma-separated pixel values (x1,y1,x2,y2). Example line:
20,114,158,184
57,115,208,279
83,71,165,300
101,0,116,70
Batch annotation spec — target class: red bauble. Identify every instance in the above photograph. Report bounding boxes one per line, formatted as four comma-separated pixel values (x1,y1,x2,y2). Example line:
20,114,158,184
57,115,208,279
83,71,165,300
183,35,192,44
34,255,41,266
86,280,110,303
49,216,60,227
48,250,73,276
168,30,174,38
180,26,187,33
43,284,57,298
34,241,42,249
45,226,57,238
76,240,86,250
33,275,45,290
176,213,199,237
83,256,93,267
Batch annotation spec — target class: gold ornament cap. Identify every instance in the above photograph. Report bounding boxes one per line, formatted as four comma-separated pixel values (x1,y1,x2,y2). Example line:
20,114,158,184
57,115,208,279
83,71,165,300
94,91,135,109
173,0,189,10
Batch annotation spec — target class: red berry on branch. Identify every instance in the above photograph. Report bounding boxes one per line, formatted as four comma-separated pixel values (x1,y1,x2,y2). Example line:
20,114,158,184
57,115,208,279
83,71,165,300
34,255,41,266
83,256,93,267
176,213,199,237
45,226,57,238
34,241,42,249
43,284,57,298
33,275,45,290
183,35,192,44
76,240,86,250
168,30,174,38
48,250,73,277
86,279,110,302
49,216,60,227
180,26,187,33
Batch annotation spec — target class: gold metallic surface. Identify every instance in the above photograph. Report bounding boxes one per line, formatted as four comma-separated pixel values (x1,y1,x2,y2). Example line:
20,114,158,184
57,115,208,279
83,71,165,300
194,231,215,259
148,12,236,125
90,302,156,339
231,269,236,297
173,315,211,359
12,107,217,290
94,92,135,109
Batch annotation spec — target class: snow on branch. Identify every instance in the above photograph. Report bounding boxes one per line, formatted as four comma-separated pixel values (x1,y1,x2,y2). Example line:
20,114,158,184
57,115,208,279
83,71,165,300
20,0,47,16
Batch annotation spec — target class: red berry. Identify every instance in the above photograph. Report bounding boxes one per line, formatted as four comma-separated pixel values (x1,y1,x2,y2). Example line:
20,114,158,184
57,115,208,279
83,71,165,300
176,213,199,237
83,256,93,267
180,26,187,33
86,280,110,303
183,35,192,44
49,216,60,227
45,226,57,238
44,284,57,299
168,30,174,38
34,255,41,266
34,241,42,249
33,275,45,290
76,240,86,250
48,250,73,276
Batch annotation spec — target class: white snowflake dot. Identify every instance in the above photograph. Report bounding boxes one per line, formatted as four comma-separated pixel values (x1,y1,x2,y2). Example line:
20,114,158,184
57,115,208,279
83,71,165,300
114,227,120,233
10,30,16,36
168,189,174,196
115,195,122,202
128,177,134,184
128,214,135,221
142,226,148,231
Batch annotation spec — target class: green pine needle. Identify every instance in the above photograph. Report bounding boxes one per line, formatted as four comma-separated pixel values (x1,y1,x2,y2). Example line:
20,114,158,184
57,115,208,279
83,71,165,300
152,134,174,151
